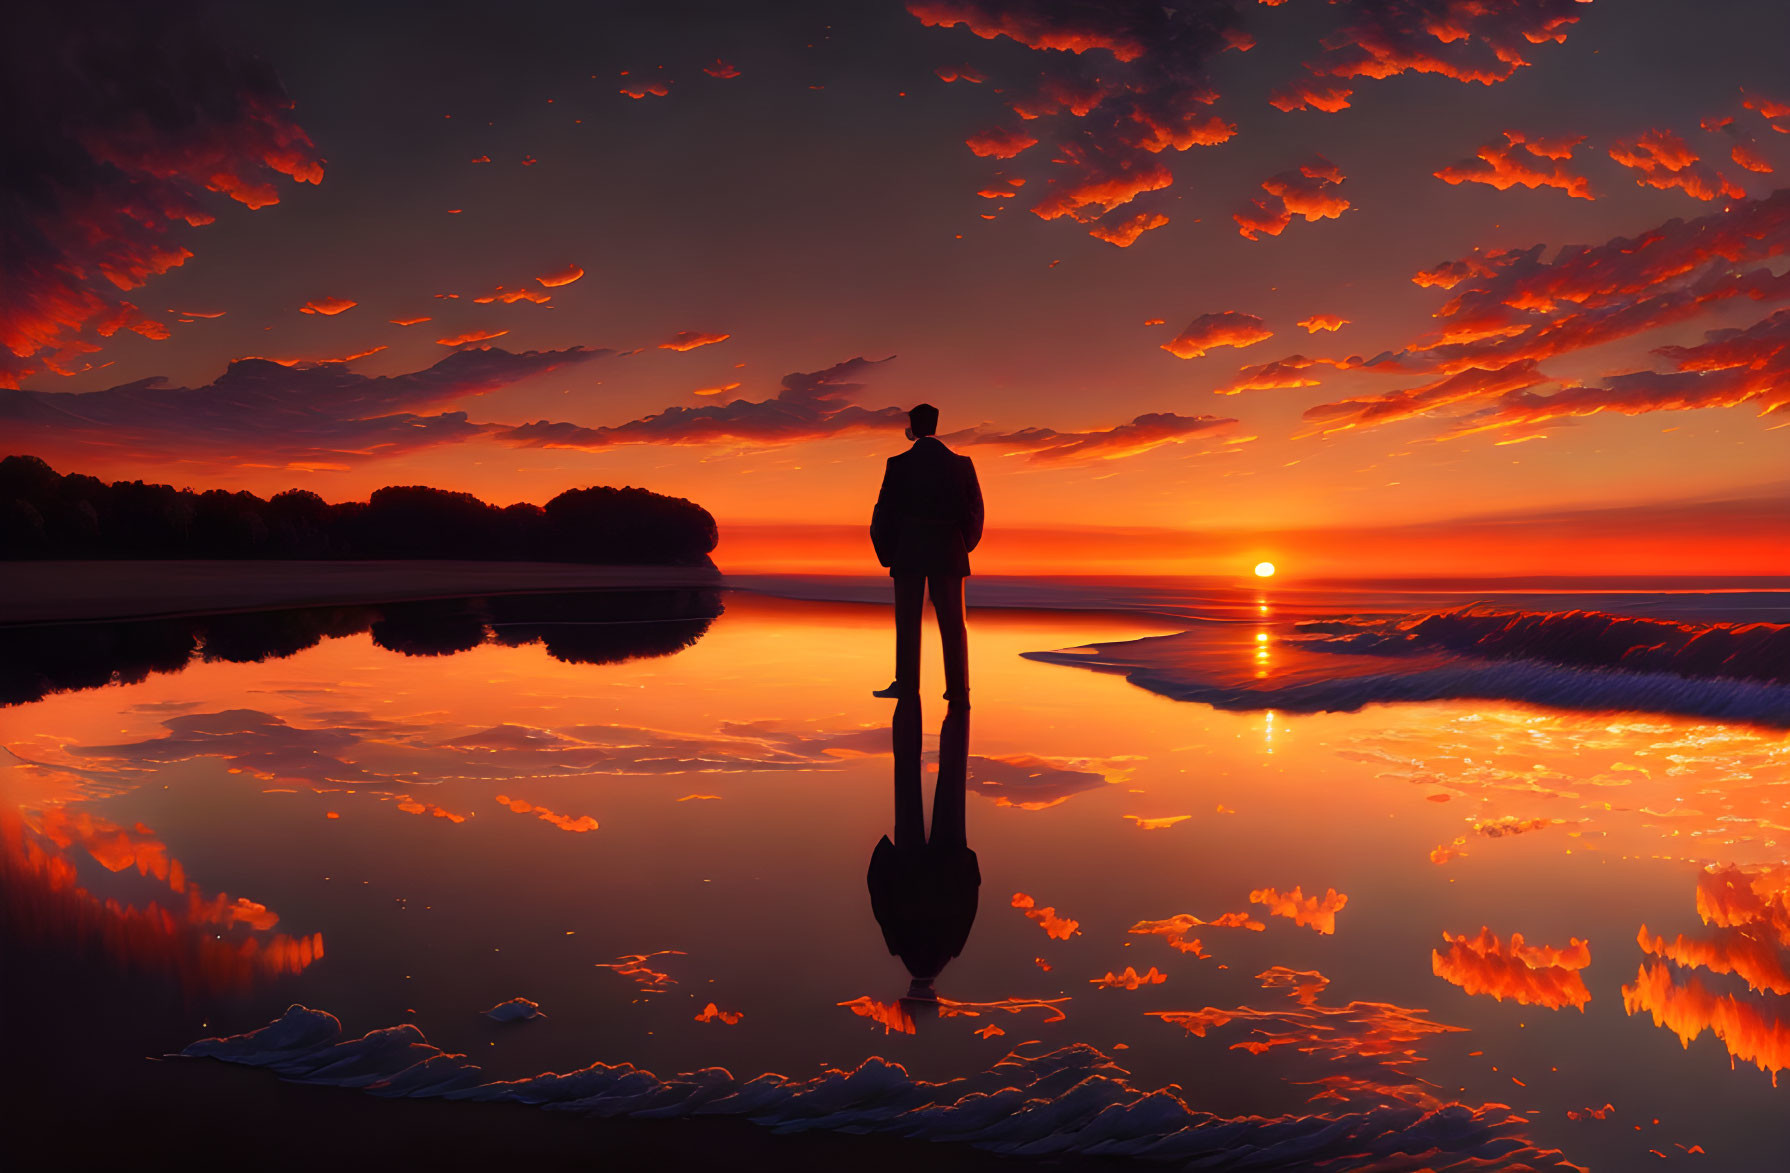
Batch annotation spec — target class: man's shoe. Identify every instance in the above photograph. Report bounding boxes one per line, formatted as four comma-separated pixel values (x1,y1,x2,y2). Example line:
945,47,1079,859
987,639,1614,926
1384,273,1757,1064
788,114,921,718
872,681,913,698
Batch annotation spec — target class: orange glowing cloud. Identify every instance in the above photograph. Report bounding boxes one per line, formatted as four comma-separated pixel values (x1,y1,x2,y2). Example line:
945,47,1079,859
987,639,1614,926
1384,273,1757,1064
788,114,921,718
1622,961,1790,1083
1302,188,1790,437
660,330,731,351
1031,151,1174,225
1268,78,1354,113
493,794,598,832
966,126,1038,158
389,316,432,326
1743,89,1790,124
961,752,1118,809
692,382,741,398
702,59,740,79
934,994,1070,1023
1431,927,1592,1010
233,345,389,367
913,2,1239,249
594,950,683,989
299,297,356,316
839,996,916,1034
694,1002,744,1024
1249,885,1347,934
909,2,1147,61
1608,129,1745,201
2,345,604,470
1434,131,1593,200
4,810,322,994
1087,211,1169,248
394,798,467,823
1235,158,1350,240
1011,891,1080,939
497,356,905,452
473,286,552,305
1731,142,1774,174
1161,312,1273,359
1213,353,1352,395
1275,0,1586,112
1148,965,1468,1100
1435,311,1790,437
1128,910,1264,956
1092,965,1167,989
1637,926,1790,996
536,263,585,287
621,81,671,99
1697,865,1790,942
1123,814,1191,830
0,4,323,388
950,411,1242,464
1298,315,1349,333
1303,360,1552,435
436,328,510,347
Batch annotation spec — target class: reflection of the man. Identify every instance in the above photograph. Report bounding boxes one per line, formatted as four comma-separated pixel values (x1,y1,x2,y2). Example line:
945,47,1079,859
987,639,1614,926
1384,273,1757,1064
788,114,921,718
867,695,978,1015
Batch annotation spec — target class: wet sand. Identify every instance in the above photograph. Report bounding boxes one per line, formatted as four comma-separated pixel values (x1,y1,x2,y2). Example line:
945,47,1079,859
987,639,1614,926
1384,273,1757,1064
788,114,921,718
0,560,721,625
0,942,1038,1172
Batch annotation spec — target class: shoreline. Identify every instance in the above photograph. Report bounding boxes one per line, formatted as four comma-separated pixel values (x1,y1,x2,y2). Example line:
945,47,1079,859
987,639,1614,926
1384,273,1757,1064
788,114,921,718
0,560,720,627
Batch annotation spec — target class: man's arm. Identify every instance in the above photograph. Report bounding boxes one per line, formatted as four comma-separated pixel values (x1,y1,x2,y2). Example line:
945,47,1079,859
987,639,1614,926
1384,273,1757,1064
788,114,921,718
960,457,984,554
870,459,898,567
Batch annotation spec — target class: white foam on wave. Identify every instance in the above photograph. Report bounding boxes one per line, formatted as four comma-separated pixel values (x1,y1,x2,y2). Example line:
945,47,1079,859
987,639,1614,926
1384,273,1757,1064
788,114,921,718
177,1004,1583,1169
1025,644,1790,726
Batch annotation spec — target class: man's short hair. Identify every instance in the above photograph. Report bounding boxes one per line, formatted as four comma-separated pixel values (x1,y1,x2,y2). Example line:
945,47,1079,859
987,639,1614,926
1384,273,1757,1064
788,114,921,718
909,403,939,437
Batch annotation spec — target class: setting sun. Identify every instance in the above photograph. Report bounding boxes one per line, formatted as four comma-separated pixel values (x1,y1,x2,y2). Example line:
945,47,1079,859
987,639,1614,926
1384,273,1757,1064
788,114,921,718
1254,562,1276,578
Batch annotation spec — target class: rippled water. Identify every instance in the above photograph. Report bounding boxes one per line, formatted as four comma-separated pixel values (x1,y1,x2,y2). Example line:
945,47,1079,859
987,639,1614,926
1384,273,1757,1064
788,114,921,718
4,584,1787,1168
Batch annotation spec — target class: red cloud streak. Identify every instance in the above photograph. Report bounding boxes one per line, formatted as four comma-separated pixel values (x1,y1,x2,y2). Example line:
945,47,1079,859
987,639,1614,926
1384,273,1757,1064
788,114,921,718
1162,312,1273,359
2,3,323,387
1434,131,1593,200
1235,158,1350,240
1432,927,1592,1009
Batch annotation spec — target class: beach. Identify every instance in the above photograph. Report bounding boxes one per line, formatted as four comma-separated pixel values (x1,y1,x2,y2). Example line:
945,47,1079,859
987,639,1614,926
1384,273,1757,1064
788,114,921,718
4,575,1787,1166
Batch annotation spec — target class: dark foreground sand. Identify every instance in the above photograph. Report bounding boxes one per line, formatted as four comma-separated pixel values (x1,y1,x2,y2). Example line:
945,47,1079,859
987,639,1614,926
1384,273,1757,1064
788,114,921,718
1,904,1065,1172
0,560,722,625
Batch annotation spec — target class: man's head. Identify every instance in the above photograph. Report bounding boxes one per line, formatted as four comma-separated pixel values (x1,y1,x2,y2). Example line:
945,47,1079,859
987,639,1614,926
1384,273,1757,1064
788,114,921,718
907,403,939,440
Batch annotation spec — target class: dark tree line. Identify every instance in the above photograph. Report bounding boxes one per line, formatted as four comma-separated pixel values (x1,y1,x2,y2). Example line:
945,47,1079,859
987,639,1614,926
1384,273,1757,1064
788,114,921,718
0,455,718,564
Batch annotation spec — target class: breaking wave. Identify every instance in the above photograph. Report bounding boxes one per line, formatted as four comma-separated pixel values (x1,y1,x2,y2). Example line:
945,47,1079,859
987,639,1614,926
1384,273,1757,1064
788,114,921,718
177,1005,1582,1170
1025,648,1790,726
1291,606,1789,685
1024,607,1790,725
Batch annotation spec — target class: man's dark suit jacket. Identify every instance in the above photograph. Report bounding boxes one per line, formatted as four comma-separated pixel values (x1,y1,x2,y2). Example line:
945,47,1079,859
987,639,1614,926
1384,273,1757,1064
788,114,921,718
870,436,984,577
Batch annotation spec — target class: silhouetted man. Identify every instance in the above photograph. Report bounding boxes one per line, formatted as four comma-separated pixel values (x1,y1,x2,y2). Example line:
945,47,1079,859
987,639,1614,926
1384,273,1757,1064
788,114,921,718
869,403,983,703
867,695,978,1005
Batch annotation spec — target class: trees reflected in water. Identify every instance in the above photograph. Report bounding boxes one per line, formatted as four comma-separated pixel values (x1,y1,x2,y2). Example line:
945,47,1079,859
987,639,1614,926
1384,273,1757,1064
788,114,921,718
0,589,723,705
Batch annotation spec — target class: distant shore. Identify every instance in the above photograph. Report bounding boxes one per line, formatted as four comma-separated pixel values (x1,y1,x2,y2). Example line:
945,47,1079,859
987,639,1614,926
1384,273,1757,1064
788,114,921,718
0,560,721,626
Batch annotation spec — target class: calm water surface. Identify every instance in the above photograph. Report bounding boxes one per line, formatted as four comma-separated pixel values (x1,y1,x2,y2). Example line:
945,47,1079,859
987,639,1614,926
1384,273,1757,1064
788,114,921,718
4,586,1787,1168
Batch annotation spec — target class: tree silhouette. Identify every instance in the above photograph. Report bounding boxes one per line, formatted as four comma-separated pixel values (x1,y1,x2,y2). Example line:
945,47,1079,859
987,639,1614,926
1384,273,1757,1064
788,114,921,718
0,455,718,566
